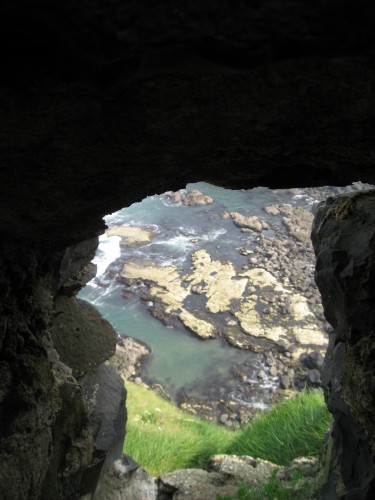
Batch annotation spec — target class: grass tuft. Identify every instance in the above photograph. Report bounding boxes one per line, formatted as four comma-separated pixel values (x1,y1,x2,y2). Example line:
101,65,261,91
225,391,332,465
124,382,331,476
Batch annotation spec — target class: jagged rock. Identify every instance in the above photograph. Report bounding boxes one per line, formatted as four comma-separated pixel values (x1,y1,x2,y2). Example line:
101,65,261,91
312,191,375,497
109,337,151,380
50,296,117,378
164,189,213,206
300,351,324,370
94,455,157,500
230,213,263,232
183,190,213,206
81,365,127,475
158,468,232,500
106,226,155,247
2,2,375,497
58,237,99,295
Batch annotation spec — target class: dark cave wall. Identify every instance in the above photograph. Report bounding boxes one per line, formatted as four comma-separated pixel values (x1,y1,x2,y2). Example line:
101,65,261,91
312,192,375,498
1,1,375,498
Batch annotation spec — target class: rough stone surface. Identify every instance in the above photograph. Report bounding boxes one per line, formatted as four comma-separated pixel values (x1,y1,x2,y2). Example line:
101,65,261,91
2,1,375,498
108,337,151,381
81,365,127,473
106,226,155,248
312,190,375,498
51,296,117,378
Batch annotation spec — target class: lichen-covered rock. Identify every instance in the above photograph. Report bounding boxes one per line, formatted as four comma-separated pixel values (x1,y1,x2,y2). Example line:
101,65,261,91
163,189,213,206
106,226,155,247
230,213,264,232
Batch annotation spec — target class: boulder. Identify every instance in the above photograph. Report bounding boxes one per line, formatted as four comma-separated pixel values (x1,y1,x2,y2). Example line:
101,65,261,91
306,369,322,386
183,190,213,206
50,297,117,378
94,455,157,500
300,351,324,370
230,212,263,232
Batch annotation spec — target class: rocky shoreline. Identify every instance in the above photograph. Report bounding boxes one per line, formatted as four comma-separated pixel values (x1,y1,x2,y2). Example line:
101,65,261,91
99,188,336,425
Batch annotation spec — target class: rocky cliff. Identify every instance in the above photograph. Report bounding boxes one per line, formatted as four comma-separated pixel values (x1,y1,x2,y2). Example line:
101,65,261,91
1,1,375,498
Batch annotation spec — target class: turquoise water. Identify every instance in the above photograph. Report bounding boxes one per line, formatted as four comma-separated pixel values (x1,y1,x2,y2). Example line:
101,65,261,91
78,181,372,401
79,287,254,399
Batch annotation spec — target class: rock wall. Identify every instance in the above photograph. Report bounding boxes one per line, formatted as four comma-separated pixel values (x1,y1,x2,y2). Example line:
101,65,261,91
312,191,375,498
0,238,126,499
1,1,375,498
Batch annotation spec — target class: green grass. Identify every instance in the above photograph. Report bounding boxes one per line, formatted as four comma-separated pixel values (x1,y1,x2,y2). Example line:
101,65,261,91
218,471,312,500
124,382,331,476
123,381,234,475
225,391,332,465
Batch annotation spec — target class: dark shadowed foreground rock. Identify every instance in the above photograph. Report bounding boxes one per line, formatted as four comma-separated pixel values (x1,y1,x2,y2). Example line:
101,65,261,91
2,1,375,497
51,297,117,378
312,190,375,498
95,454,320,499
81,365,127,482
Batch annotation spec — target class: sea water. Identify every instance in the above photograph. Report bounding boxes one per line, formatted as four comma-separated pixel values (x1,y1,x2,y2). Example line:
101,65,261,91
78,181,372,401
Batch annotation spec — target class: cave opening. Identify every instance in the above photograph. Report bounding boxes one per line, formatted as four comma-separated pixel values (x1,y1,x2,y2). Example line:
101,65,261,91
76,181,373,484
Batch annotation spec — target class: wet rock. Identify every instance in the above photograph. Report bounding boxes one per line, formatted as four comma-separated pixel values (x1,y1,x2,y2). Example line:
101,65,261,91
183,190,213,206
269,366,278,377
230,213,263,232
106,225,155,247
257,369,267,380
264,205,281,216
163,189,213,206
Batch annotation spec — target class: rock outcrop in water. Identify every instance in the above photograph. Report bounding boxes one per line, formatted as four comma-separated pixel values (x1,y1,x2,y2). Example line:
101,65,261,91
117,198,329,412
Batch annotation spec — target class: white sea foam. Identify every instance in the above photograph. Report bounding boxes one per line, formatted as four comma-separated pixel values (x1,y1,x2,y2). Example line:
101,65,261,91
229,391,270,410
94,234,121,277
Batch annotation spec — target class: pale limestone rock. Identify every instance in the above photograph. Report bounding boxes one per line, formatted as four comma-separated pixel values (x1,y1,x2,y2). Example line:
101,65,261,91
106,225,154,247
207,454,278,484
230,212,263,232
121,252,327,353
264,205,281,216
185,249,247,313
183,189,213,206
179,309,216,338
